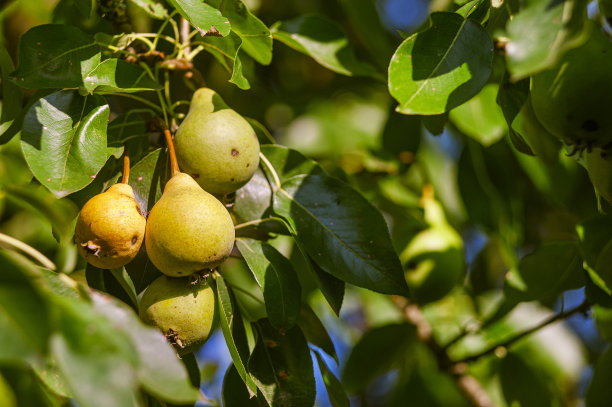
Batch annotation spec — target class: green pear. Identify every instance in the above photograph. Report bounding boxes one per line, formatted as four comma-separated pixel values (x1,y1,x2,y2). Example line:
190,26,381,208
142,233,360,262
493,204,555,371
174,88,260,196
74,183,146,269
145,173,235,277
531,24,612,149
586,148,612,203
139,275,216,354
400,197,465,303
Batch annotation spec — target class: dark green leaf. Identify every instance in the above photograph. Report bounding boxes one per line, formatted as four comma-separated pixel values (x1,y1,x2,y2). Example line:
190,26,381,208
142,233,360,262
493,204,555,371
381,110,421,156
504,0,589,80
297,305,337,363
223,364,264,406
341,323,416,394
337,0,394,70
314,351,349,407
273,174,409,296
180,352,201,388
216,275,258,395
128,0,168,19
449,83,507,146
389,12,493,115
128,148,171,214
271,15,381,78
220,0,272,65
248,320,316,407
0,44,22,139
422,113,448,135
83,59,162,94
197,32,250,89
12,24,101,89
587,346,612,406
21,90,109,197
500,353,555,407
504,242,584,302
577,215,612,294
166,0,231,36
237,238,302,331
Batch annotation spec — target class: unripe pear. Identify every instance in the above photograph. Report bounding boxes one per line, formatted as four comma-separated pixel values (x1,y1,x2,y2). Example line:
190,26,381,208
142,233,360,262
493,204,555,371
586,148,612,203
74,183,146,269
144,173,235,277
174,88,260,196
139,275,216,354
400,225,464,304
531,24,612,149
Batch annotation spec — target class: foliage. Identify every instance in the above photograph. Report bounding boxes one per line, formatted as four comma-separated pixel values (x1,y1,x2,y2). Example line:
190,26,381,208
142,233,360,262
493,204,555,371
0,0,611,406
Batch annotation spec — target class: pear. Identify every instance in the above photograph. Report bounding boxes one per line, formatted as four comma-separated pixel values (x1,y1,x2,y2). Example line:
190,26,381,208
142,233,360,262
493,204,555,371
145,173,235,277
174,88,260,196
531,24,612,149
74,183,146,269
139,275,216,354
400,196,465,304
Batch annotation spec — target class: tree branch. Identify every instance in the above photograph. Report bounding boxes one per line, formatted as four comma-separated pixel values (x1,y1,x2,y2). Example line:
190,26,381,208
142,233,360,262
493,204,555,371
391,296,494,407
453,299,591,364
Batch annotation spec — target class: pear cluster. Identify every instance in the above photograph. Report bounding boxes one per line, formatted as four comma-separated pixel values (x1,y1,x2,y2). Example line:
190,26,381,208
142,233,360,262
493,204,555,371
74,87,260,354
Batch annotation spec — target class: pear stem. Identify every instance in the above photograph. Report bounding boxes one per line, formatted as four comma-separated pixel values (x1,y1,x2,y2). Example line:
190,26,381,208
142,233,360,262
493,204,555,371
259,152,281,189
164,129,181,176
121,154,130,184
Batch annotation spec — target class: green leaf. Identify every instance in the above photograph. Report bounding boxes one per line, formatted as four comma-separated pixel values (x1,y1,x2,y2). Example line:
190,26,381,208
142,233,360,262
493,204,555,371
198,32,250,89
273,174,409,296
248,320,316,407
337,0,395,70
220,0,272,65
21,90,109,197
314,351,349,407
297,305,337,363
222,364,263,406
449,83,507,146
109,267,139,308
83,58,162,94
341,323,416,394
388,12,493,115
500,353,556,407
216,275,258,395
261,145,324,185
271,15,381,78
166,0,231,36
89,292,200,404
504,0,589,80
180,352,201,388
236,238,302,331
106,111,148,160
0,250,50,363
234,169,273,223
0,44,22,139
0,89,55,146
50,296,140,407
12,24,101,89
587,346,612,407
577,215,612,294
128,148,171,214
128,0,168,19
504,242,584,302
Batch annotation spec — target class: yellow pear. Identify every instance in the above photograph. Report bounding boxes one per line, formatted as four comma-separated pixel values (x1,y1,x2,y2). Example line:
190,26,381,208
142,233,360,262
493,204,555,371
174,88,260,196
74,183,146,269
139,275,216,354
144,173,235,277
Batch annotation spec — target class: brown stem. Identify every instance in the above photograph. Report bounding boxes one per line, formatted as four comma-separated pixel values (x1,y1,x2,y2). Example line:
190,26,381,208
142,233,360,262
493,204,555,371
121,154,130,184
453,299,591,365
164,128,181,176
390,296,494,407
